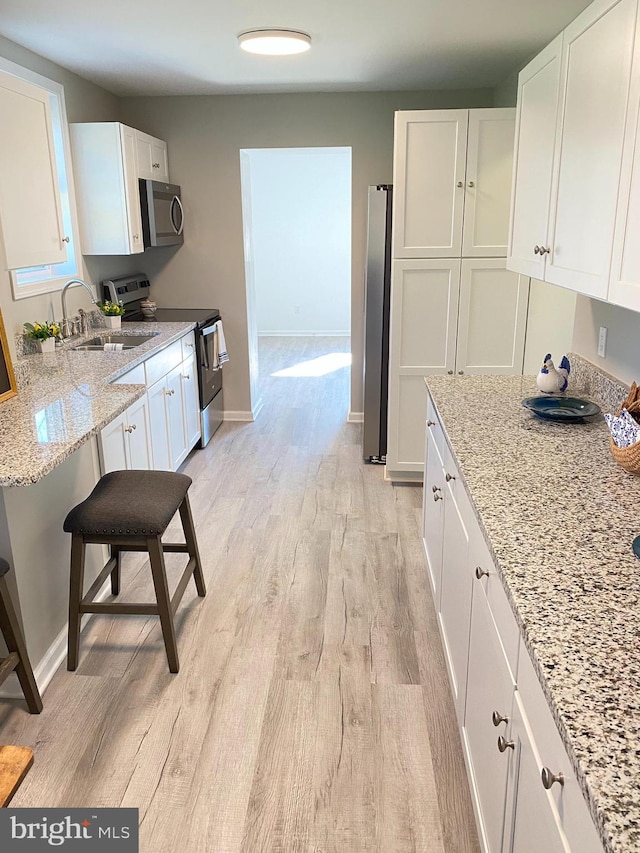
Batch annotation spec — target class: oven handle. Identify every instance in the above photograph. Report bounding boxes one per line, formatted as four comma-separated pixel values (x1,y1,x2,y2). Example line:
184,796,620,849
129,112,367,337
170,195,184,236
199,332,210,371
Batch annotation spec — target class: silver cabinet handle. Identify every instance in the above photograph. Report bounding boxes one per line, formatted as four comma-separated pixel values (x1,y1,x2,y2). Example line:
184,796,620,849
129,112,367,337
539,246,550,255
492,711,509,727
153,162,160,168
456,181,464,187
498,736,514,753
185,342,195,348
468,180,475,187
433,491,443,502
458,370,464,375
163,388,175,396
432,485,439,493
61,236,70,243
445,473,455,482
541,768,564,789
124,424,136,433
534,245,541,255
133,234,139,241
447,370,454,375
427,420,436,427
475,566,489,579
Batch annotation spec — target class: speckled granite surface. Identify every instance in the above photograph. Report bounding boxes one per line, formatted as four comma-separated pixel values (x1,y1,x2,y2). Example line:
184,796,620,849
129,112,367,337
0,322,194,487
426,368,638,853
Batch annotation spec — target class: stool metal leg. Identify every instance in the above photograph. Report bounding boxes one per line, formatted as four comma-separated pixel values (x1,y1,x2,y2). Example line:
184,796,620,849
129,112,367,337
147,536,179,673
179,494,206,598
110,545,121,596
67,533,86,671
0,575,42,713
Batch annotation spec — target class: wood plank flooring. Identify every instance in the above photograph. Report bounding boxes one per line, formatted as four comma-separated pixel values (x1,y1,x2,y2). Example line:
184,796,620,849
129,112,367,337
0,336,480,853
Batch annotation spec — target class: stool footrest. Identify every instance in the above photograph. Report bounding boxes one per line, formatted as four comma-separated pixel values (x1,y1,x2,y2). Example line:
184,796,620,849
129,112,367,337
0,652,19,686
82,536,189,553
171,557,197,615
80,602,159,616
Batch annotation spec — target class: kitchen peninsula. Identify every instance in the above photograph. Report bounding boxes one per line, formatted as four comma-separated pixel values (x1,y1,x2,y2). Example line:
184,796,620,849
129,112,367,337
423,358,640,853
0,321,195,697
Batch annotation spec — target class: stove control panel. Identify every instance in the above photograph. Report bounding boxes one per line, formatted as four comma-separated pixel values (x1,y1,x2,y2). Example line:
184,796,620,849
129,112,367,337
102,274,150,305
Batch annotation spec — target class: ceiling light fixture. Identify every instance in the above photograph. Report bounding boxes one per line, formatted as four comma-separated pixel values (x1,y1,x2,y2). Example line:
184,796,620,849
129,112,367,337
238,29,312,56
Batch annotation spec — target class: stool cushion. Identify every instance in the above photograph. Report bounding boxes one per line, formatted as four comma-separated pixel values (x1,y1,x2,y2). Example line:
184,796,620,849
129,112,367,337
63,470,192,537
0,558,9,578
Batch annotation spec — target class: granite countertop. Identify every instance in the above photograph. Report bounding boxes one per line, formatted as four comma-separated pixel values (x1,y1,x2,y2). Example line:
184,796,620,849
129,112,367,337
0,322,195,487
426,360,639,853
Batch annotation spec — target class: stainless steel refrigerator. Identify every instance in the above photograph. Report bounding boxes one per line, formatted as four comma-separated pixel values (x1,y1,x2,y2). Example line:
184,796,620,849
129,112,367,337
363,184,393,463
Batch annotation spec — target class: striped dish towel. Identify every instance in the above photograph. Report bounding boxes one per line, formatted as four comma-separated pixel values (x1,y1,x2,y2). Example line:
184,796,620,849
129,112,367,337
216,320,229,365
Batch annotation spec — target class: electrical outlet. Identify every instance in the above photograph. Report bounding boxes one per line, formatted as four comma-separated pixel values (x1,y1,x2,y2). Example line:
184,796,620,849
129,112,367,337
598,326,607,358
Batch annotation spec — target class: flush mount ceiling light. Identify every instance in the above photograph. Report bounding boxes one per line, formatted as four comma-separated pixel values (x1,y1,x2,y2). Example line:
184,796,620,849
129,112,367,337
238,29,312,56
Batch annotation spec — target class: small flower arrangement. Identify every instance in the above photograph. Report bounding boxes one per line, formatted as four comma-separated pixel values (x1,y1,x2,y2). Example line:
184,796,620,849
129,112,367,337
98,300,125,317
23,321,60,341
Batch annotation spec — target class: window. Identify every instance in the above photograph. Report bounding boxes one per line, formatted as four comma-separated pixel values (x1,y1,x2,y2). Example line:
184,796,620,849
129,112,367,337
0,57,81,300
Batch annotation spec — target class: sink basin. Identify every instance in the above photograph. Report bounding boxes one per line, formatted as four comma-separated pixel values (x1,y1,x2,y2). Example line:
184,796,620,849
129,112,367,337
72,334,157,351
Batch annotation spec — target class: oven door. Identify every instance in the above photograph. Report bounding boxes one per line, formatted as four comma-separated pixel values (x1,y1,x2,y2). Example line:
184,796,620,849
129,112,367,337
198,322,223,409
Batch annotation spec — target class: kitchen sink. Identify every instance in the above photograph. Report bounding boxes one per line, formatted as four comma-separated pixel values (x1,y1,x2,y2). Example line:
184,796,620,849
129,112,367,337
72,334,157,351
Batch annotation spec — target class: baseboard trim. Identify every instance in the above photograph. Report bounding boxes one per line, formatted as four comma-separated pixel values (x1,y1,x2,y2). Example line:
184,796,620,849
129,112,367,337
223,410,255,422
347,410,364,423
384,468,424,484
0,579,112,700
258,331,351,337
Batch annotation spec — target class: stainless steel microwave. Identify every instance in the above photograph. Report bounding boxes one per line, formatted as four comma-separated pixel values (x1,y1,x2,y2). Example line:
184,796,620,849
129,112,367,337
139,179,184,248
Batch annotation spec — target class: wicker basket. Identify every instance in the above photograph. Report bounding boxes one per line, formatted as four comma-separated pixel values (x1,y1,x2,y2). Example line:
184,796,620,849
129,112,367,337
609,383,640,476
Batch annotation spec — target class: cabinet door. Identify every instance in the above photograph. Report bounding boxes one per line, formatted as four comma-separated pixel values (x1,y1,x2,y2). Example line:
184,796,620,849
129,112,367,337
136,130,169,182
124,394,152,470
463,578,515,853
167,364,187,469
386,259,461,475
423,426,445,607
503,694,569,853
98,412,128,474
119,124,144,255
609,11,640,311
392,110,468,258
456,259,530,376
180,353,201,451
147,379,171,470
507,36,563,279
0,72,65,270
545,0,638,298
462,109,516,258
439,450,472,723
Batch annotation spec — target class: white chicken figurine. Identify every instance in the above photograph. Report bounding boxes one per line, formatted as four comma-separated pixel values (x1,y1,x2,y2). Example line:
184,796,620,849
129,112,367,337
536,353,570,393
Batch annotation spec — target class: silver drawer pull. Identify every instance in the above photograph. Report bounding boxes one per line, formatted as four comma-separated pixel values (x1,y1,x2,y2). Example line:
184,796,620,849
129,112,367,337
445,473,455,482
427,420,436,427
433,492,442,502
475,566,489,580
181,374,190,380
124,424,136,433
541,767,564,789
497,736,514,753
492,710,508,727
432,485,440,493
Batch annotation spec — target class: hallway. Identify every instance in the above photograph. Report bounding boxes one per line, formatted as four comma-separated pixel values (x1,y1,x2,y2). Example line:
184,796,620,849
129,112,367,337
0,335,479,852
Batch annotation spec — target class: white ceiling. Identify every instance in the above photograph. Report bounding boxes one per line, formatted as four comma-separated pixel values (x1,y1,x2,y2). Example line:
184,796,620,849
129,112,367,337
0,0,592,97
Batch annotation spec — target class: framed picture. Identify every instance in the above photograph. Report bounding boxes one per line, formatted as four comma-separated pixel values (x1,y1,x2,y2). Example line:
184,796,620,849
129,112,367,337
0,308,17,403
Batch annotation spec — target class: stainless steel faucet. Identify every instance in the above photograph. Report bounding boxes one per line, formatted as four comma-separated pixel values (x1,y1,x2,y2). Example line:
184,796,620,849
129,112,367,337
60,278,97,338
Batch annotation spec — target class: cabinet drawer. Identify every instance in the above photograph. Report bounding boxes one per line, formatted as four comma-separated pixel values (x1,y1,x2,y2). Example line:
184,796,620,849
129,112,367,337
112,363,146,385
472,530,520,680
181,331,196,362
516,645,603,853
426,394,445,458
144,339,183,387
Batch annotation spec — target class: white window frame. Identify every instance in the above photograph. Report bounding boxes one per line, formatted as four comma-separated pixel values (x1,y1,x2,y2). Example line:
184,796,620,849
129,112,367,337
0,57,82,300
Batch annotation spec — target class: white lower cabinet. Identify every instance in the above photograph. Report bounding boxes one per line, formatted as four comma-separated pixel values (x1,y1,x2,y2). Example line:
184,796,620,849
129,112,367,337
423,391,604,853
98,394,152,474
99,332,201,475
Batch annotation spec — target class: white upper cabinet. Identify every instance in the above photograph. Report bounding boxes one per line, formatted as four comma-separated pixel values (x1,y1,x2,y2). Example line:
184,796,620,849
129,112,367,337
135,130,169,182
462,109,516,257
70,122,144,256
393,110,468,258
0,73,66,270
609,8,640,310
507,36,563,280
508,0,640,302
545,0,638,299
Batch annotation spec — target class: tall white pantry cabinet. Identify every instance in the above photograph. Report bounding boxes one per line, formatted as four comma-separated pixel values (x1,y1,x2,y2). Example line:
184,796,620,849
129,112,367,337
386,108,528,480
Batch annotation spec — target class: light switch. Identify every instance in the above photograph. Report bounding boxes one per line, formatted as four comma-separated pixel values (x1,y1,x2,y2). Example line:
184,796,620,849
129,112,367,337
598,326,607,358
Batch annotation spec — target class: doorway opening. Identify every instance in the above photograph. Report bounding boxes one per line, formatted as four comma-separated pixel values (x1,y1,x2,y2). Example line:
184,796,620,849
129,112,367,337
240,147,352,420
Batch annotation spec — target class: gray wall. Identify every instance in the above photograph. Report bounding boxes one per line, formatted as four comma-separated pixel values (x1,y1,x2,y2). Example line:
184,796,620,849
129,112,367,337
120,89,494,416
572,297,640,386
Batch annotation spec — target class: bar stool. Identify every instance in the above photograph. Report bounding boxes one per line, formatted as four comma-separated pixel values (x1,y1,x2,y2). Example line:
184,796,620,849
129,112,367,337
0,558,42,713
63,470,206,673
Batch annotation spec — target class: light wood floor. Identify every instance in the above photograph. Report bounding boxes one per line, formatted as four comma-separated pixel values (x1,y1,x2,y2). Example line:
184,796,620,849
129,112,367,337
0,336,480,853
